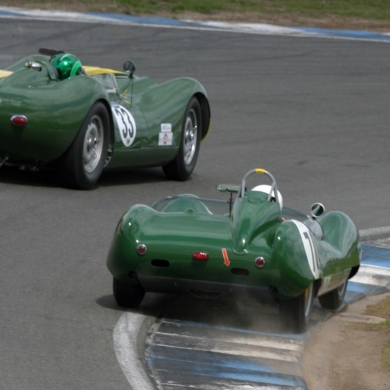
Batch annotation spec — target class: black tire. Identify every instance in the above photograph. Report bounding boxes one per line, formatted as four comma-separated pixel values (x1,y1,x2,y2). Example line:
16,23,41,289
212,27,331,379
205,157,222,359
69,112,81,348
113,277,145,308
58,102,109,190
163,97,201,181
279,284,314,333
318,280,348,310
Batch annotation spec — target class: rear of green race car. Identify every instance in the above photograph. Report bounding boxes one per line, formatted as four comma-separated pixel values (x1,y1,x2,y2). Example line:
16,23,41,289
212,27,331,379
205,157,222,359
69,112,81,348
0,58,107,164
106,194,320,304
106,190,361,334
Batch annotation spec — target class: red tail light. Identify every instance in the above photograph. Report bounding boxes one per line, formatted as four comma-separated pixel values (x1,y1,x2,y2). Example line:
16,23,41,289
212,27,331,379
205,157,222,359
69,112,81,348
254,257,265,268
11,115,28,126
136,244,147,255
193,252,209,261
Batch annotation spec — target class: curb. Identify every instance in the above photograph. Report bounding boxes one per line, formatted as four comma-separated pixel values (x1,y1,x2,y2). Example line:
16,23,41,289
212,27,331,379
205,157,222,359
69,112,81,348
0,6,390,42
359,226,390,241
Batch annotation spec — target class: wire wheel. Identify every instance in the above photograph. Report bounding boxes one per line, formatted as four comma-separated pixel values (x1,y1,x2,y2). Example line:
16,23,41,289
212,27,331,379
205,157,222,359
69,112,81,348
162,97,202,181
183,108,198,165
83,115,104,173
58,102,109,190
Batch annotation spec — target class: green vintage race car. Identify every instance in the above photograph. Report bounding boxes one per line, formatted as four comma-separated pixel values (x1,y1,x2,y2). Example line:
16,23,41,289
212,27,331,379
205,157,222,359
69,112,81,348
107,168,361,333
0,49,210,189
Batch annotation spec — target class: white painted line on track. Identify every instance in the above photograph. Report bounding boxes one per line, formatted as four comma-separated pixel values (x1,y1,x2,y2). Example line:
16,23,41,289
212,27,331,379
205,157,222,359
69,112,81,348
113,312,155,390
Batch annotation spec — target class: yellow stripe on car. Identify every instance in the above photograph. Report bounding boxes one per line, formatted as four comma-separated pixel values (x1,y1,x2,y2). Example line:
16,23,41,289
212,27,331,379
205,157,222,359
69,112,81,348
83,66,126,76
0,70,12,78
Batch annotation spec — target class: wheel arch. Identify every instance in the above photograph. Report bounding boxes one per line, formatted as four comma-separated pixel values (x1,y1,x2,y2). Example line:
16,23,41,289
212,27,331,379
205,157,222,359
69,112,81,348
95,98,115,163
313,278,322,297
193,92,211,141
349,264,360,279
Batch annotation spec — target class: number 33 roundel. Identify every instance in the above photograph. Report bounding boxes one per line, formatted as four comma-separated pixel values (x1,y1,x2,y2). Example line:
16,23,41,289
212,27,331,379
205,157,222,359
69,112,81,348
111,103,137,147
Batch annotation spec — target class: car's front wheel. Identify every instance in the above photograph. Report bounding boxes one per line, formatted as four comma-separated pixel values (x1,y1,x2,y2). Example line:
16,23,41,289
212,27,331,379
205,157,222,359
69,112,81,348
318,280,348,310
58,102,109,190
113,278,145,308
163,97,201,181
279,283,314,333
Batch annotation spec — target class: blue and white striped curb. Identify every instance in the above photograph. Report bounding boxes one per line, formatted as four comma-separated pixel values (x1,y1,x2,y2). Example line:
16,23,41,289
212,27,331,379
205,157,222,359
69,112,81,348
1,6,390,42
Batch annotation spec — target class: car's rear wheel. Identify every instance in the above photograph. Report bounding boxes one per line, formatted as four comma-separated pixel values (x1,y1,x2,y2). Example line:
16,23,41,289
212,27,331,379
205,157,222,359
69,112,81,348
279,283,314,333
113,278,145,308
319,280,348,310
163,97,201,181
58,102,109,190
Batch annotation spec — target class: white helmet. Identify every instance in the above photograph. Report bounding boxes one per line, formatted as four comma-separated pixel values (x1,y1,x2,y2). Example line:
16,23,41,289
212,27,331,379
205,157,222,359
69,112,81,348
251,184,283,209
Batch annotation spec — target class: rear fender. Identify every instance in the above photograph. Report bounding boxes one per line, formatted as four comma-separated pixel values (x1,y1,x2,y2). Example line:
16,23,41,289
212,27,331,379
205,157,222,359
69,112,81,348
138,77,209,146
0,73,110,161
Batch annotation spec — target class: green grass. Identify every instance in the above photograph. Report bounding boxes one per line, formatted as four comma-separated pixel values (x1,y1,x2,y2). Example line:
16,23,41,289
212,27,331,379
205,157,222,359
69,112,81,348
12,0,390,20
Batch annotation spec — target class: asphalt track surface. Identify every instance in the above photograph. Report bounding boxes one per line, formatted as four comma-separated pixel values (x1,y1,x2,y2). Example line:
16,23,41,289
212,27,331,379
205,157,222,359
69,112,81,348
0,15,390,390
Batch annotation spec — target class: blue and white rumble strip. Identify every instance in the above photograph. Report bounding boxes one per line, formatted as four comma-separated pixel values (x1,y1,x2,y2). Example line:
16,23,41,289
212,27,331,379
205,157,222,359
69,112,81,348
1,6,390,42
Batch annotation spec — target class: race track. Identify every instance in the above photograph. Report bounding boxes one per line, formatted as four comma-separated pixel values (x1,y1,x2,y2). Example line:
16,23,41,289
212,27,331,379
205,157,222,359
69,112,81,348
0,14,390,390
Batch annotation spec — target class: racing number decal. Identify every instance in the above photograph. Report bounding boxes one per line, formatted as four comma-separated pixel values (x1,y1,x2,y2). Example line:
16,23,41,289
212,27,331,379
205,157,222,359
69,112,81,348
303,231,319,275
111,103,136,147
292,220,321,279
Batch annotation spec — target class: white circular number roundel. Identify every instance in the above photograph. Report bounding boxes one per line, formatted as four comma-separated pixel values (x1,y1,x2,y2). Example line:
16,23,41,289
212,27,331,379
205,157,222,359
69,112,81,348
111,103,136,147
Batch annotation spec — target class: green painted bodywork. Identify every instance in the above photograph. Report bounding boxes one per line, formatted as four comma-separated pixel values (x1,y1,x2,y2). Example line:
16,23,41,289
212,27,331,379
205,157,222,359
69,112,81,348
106,190,361,301
0,53,210,167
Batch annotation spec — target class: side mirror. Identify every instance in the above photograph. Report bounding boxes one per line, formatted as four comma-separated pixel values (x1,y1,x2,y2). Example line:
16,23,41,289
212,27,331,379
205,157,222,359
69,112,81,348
310,203,325,219
123,61,136,78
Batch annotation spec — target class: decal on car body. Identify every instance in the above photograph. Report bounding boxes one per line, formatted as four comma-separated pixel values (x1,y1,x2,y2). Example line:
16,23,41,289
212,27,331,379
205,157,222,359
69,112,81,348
222,248,230,267
111,103,136,147
291,220,321,279
158,132,173,146
161,123,172,133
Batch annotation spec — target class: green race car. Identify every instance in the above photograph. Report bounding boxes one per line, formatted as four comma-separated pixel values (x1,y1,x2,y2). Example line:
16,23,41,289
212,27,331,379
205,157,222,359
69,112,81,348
0,49,210,189
107,168,361,333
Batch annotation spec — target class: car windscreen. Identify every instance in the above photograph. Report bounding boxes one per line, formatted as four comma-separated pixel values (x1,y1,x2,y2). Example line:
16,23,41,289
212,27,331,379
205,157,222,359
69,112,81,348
151,196,231,215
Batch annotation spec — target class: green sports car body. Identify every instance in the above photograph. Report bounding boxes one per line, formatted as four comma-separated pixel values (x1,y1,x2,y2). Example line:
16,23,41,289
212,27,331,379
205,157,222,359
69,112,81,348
0,49,210,189
107,168,361,333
